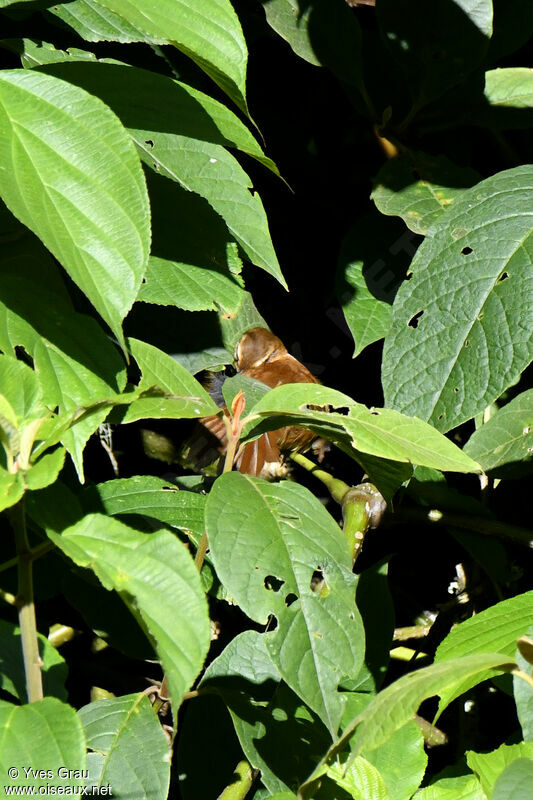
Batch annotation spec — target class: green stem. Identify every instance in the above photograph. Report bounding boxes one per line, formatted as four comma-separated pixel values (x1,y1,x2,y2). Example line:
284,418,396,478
289,452,349,504
12,500,43,702
341,488,373,563
0,540,54,576
290,454,386,564
194,532,209,573
217,760,257,800
223,434,239,474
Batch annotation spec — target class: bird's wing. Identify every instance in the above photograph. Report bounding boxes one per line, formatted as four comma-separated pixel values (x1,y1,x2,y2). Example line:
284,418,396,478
236,429,281,476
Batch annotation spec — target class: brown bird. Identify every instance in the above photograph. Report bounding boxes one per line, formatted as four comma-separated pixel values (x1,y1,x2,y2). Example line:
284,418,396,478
185,327,321,477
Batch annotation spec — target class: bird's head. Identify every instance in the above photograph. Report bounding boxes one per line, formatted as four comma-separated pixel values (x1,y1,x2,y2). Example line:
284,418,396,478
234,327,288,372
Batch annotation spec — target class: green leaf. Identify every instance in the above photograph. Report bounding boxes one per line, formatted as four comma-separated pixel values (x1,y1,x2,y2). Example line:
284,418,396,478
84,475,206,539
467,743,533,797
268,795,297,800
434,590,533,714
492,758,533,800
0,393,18,435
48,513,210,712
0,698,85,787
382,166,533,432
0,466,24,512
0,354,41,423
413,773,486,800
140,136,283,286
219,291,269,353
479,68,533,129
514,631,533,741
62,570,156,662
140,256,244,312
33,339,124,480
205,472,364,736
336,214,410,358
246,383,481,473
262,0,321,66
486,68,533,108
201,631,330,792
138,171,245,313
0,394,19,464
201,630,331,794
25,446,66,491
340,653,516,759
47,0,150,43
36,60,279,174
345,561,394,694
89,0,249,115
25,478,85,534
464,389,533,475
0,70,150,350
122,338,219,421
377,0,492,105
263,0,362,88
0,619,67,703
0,234,128,478
363,719,427,800
78,693,170,797
372,153,480,236
13,39,99,69
222,374,271,411
328,757,391,800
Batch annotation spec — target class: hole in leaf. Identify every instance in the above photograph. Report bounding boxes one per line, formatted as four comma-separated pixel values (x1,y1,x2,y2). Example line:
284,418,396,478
498,271,509,282
267,615,278,631
461,246,473,255
141,278,147,284
145,139,154,148
465,339,470,347
453,387,460,393
332,406,349,415
438,414,444,420
370,410,380,416
310,569,324,592
161,486,177,492
14,345,33,367
264,575,284,592
408,310,424,329
285,593,298,607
